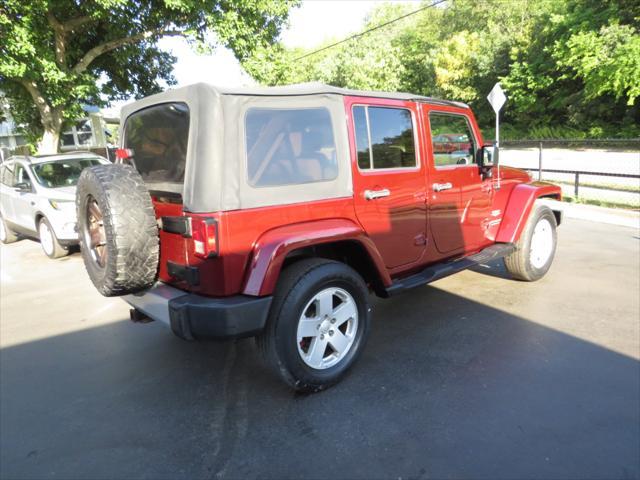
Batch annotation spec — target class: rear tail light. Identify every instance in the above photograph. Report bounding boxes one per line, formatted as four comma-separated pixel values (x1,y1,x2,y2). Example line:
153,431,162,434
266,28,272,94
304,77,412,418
192,218,218,258
115,148,134,161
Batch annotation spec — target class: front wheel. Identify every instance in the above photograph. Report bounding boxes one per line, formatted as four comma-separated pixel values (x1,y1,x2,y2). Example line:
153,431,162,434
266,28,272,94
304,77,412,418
504,204,557,281
257,259,371,393
38,218,68,259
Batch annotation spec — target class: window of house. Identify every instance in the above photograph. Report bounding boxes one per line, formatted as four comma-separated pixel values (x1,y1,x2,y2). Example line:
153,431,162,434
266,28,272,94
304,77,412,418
245,107,338,187
353,106,417,170
429,113,477,167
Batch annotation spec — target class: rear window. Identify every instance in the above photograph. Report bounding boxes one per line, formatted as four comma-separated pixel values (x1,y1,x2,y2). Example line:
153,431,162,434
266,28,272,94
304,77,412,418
123,103,189,192
245,108,338,187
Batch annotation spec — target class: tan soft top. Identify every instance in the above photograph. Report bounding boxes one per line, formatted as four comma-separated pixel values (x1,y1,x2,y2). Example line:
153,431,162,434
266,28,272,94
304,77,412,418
120,83,466,213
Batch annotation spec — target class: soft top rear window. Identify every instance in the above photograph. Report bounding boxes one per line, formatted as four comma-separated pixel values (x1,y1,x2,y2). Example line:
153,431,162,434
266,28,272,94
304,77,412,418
123,102,189,192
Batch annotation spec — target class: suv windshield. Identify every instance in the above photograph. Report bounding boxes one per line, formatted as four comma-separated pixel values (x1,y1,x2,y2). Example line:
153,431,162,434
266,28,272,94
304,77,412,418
32,158,103,188
123,102,190,193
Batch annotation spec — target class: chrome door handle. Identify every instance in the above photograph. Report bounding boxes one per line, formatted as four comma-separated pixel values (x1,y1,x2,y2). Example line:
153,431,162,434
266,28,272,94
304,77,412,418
433,182,453,192
364,188,390,200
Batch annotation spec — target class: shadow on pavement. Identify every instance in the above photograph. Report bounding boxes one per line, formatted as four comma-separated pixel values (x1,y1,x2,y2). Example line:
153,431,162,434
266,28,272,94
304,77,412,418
1,286,638,480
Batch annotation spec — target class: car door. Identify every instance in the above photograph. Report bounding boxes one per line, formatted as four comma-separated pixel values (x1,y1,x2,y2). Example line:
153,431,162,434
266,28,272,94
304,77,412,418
0,162,16,222
424,108,494,255
348,98,427,270
10,162,38,231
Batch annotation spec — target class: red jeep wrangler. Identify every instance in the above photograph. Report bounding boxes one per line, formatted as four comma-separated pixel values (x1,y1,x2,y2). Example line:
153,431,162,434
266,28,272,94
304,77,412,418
76,83,561,392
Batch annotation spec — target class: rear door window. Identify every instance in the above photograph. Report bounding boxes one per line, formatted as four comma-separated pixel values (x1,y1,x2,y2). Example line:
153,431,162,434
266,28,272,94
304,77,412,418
245,108,338,187
123,103,190,192
352,106,417,170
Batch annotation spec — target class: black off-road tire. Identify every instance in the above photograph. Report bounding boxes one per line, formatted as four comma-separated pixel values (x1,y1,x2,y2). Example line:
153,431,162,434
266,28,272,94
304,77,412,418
38,217,69,259
0,214,18,244
256,258,371,393
504,203,557,281
76,164,159,296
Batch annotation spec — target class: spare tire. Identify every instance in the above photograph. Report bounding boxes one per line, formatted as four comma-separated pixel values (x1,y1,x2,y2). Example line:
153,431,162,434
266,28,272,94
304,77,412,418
76,164,159,296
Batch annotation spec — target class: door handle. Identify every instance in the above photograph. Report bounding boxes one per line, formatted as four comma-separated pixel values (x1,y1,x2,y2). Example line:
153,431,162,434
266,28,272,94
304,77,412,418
433,182,453,192
364,188,390,200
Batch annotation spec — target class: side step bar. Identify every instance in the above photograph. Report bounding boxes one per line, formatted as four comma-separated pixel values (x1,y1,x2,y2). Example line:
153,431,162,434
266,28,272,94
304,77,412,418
385,243,516,296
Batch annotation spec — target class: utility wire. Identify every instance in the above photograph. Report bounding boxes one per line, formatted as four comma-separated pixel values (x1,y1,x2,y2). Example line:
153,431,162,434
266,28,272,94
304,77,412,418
293,0,448,62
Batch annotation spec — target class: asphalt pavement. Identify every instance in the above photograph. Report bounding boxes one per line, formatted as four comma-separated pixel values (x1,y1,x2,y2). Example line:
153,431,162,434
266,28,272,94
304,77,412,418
1,218,639,479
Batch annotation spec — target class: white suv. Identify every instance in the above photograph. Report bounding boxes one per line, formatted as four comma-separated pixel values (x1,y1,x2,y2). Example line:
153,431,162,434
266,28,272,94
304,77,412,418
0,152,109,258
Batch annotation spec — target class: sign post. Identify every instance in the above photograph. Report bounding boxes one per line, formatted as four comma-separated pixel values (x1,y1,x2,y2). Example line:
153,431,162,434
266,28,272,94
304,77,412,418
487,82,506,190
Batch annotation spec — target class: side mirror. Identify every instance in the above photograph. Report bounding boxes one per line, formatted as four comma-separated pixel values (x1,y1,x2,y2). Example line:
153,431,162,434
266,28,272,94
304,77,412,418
14,181,32,193
477,144,497,178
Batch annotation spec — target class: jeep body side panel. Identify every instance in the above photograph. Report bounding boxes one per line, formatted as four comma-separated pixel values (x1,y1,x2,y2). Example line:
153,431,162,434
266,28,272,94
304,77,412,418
344,95,429,270
495,181,562,244
242,218,390,296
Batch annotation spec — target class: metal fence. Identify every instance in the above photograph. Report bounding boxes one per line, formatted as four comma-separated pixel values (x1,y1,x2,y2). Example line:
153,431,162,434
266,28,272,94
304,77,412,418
501,138,640,150
516,167,640,198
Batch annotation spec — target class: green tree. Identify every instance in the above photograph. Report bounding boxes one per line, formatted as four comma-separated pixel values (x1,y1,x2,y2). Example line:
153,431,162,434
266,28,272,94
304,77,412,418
244,0,639,138
0,0,294,153
502,0,640,137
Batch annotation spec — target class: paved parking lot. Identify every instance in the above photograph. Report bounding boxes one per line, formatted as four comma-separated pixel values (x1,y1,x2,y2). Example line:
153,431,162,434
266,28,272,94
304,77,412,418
1,217,639,479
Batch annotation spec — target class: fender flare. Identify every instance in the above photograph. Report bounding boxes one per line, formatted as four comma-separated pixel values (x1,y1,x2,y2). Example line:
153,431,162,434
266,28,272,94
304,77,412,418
242,218,390,296
496,182,562,244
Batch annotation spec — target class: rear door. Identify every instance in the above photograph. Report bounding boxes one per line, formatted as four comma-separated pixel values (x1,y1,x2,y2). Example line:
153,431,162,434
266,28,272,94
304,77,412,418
347,98,427,270
424,108,493,255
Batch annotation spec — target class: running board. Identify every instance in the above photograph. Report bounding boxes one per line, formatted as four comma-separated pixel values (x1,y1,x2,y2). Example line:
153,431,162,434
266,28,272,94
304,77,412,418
385,243,516,296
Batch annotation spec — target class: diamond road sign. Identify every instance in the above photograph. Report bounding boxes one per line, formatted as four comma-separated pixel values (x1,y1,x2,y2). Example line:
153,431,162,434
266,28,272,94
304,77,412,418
487,83,507,113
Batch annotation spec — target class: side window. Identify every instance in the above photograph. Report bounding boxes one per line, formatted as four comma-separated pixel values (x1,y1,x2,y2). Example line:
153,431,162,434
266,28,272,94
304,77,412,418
13,164,31,188
0,165,9,186
353,106,416,170
245,107,338,187
429,113,477,167
353,106,370,169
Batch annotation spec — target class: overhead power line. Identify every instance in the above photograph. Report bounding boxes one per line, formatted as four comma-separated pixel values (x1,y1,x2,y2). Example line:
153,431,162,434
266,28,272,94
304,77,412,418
293,0,448,62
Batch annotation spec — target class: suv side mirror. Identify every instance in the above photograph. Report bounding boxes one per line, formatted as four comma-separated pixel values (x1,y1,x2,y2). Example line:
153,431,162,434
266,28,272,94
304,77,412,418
14,181,32,193
477,144,497,178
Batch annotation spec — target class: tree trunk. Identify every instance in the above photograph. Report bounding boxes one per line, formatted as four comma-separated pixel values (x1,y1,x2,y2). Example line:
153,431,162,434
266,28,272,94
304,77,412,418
37,108,63,154
38,125,61,154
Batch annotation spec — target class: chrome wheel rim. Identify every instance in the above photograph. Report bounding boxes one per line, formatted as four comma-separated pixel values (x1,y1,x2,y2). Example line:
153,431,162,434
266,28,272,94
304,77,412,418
530,218,553,269
297,287,359,370
39,221,54,256
84,197,107,268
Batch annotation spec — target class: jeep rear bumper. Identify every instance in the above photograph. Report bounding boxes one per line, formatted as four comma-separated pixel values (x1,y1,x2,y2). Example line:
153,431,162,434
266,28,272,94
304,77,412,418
123,284,272,340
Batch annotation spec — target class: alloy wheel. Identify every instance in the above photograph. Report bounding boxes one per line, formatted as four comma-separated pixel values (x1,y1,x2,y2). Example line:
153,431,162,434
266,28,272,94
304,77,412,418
296,287,359,370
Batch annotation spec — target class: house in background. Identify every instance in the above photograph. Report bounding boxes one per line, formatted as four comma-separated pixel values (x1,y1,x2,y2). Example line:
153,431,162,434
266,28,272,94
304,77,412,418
0,100,119,161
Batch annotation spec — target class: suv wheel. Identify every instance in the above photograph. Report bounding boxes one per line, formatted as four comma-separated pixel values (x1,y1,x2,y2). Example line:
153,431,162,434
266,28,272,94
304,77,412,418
257,258,371,392
504,203,557,281
0,214,18,244
38,217,68,259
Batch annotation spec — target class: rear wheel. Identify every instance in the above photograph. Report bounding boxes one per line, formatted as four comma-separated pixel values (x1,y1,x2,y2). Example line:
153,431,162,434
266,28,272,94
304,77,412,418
504,204,557,281
38,218,68,259
257,258,371,392
0,214,18,244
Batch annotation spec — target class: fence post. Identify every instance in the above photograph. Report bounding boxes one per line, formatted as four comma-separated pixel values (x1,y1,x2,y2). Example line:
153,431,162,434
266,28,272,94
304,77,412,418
538,141,543,180
574,172,580,199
